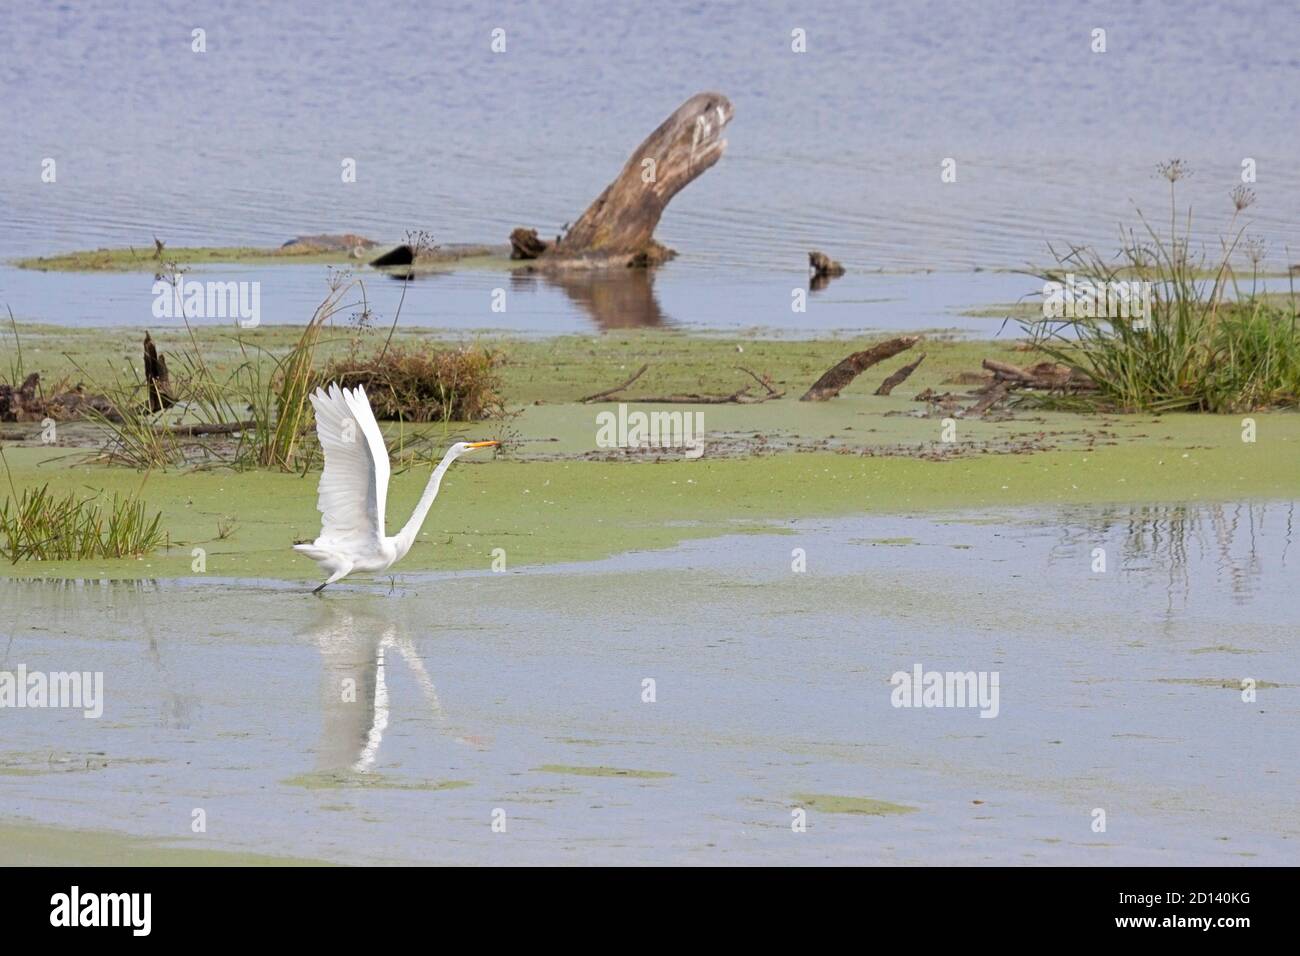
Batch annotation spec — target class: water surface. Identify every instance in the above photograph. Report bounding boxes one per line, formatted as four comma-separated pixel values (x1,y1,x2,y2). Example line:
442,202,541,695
0,260,1041,336
2,503,1295,864
3,0,1297,272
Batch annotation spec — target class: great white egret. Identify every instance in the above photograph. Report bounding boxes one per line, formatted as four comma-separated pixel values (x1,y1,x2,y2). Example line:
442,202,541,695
294,383,498,592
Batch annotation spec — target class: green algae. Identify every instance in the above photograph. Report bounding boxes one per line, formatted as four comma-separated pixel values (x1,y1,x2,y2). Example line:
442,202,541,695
12,244,516,273
13,245,363,272
282,771,472,791
1,426,1296,582
1154,678,1285,689
3,322,1298,582
0,819,331,866
0,751,166,775
793,793,918,815
534,765,673,779
2,320,1012,403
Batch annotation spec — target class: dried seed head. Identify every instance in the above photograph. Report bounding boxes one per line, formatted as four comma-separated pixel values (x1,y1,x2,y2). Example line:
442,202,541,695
1244,235,1267,265
1157,159,1190,183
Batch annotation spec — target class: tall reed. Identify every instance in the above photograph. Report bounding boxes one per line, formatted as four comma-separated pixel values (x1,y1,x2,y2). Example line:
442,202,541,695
1025,163,1300,412
79,273,365,470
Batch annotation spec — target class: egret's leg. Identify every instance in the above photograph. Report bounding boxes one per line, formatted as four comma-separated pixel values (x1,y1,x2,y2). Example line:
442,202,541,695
312,563,352,595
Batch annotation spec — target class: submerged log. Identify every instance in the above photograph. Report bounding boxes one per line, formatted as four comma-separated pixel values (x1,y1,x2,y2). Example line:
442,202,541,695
514,92,733,266
0,372,41,422
601,388,781,404
945,371,994,386
510,228,551,261
369,244,416,267
954,357,1099,417
580,364,782,404
982,359,1097,391
579,364,649,404
800,337,920,401
875,353,926,396
0,373,122,423
809,251,845,278
961,381,1010,418
48,387,120,422
159,420,257,436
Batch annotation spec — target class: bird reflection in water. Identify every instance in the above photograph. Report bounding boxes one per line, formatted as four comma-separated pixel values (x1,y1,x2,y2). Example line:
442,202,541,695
306,598,482,774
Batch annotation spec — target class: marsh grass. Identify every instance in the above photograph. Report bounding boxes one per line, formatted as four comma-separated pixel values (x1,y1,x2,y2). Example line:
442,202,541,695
73,364,184,468
237,272,354,469
0,484,165,562
69,269,504,474
5,306,24,385
80,272,363,471
1025,166,1300,412
318,344,503,423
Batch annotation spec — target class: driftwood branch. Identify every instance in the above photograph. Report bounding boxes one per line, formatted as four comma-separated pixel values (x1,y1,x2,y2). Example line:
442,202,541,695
157,421,257,436
0,372,41,422
982,359,1037,385
580,364,783,404
510,228,550,261
982,359,1097,391
143,332,176,412
736,366,781,396
801,337,920,401
874,353,926,396
579,364,649,403
0,373,123,423
611,389,780,404
961,382,1010,418
808,250,845,278
514,92,732,265
957,358,1098,417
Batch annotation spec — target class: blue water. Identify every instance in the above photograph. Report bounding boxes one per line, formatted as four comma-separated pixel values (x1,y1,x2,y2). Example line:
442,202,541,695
2,504,1296,864
3,0,1298,273
0,258,1047,335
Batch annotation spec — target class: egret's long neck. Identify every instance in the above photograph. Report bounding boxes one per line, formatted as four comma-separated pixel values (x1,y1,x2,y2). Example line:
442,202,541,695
394,447,461,559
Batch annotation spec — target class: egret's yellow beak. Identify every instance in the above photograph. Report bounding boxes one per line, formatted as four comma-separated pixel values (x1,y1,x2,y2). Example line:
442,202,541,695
467,440,499,450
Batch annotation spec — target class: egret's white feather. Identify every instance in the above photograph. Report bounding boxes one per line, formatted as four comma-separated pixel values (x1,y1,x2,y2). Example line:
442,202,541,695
295,383,495,590
309,383,390,551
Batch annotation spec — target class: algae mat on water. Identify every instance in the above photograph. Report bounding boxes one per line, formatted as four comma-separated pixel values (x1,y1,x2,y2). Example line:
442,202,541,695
0,820,330,866
534,765,674,779
0,433,1296,582
794,794,918,816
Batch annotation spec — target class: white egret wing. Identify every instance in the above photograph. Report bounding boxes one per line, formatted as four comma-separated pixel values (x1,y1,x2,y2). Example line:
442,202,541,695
308,383,391,548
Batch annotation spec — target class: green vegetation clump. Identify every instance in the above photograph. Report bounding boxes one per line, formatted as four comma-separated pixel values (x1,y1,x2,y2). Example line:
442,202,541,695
13,245,361,272
73,272,360,471
534,765,674,779
794,793,917,815
1029,164,1300,413
21,269,506,470
0,483,164,561
318,344,503,422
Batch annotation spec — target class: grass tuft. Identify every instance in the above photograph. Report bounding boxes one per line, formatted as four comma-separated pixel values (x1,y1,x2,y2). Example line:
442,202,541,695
0,484,165,562
317,344,503,422
1025,163,1300,413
